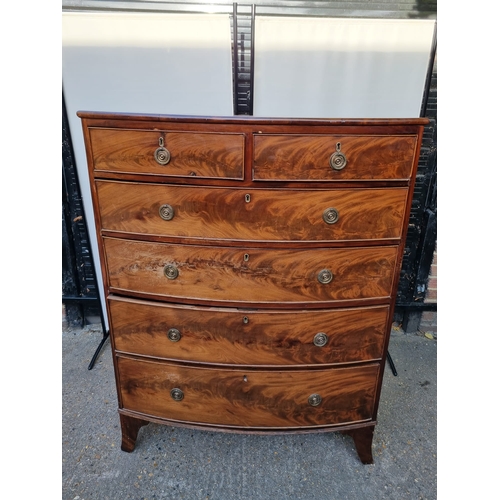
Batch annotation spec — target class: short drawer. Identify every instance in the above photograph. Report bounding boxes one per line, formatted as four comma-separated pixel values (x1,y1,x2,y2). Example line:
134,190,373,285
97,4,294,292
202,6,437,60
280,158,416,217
109,297,389,365
104,238,398,305
253,134,417,181
89,128,244,179
97,180,408,242
117,357,379,428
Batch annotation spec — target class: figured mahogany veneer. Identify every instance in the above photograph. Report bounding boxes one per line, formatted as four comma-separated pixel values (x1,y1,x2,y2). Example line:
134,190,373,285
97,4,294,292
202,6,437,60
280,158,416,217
90,128,245,179
117,357,379,428
109,297,389,366
104,237,398,305
78,112,427,464
253,134,417,181
96,181,408,243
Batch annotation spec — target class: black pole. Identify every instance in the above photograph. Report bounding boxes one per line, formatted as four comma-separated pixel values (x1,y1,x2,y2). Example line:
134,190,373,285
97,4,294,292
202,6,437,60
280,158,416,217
232,3,238,115
249,4,255,115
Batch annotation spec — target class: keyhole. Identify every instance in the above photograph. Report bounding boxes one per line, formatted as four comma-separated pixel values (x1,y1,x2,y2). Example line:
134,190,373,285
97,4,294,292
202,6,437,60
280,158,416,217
243,375,248,383
244,253,250,262
245,194,251,203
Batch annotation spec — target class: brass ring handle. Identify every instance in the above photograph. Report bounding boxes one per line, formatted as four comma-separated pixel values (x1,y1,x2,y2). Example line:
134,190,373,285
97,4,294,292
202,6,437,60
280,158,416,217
164,264,179,280
313,332,328,347
159,204,175,221
167,328,181,342
317,269,333,284
170,388,184,401
155,137,171,165
308,393,322,407
323,207,339,225
329,142,347,171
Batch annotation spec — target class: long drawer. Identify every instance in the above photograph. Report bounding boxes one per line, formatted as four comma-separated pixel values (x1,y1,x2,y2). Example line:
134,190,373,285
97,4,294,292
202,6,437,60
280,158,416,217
88,128,245,179
253,134,417,181
109,297,389,365
104,238,398,305
96,180,408,242
117,356,379,428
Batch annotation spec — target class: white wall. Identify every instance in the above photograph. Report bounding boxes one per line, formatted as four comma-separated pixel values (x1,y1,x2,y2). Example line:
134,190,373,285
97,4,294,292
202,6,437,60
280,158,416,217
254,17,435,118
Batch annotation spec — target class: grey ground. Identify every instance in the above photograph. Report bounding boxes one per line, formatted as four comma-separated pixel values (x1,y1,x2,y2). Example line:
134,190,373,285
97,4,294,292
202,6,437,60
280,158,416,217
62,321,436,500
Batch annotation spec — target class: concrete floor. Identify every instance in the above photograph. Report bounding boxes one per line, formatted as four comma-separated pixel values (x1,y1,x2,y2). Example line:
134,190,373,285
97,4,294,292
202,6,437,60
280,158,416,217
62,320,436,500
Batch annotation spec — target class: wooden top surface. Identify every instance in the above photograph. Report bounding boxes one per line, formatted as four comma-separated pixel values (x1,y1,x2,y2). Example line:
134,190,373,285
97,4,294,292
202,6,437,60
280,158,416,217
77,110,429,127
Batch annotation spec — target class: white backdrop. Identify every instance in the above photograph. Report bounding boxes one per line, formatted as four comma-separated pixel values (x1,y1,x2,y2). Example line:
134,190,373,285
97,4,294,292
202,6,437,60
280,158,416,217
254,17,435,118
62,12,234,324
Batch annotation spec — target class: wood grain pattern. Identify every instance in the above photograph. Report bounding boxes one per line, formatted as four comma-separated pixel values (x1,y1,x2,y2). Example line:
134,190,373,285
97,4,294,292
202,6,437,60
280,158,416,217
78,111,429,127
78,113,427,463
343,425,375,464
96,180,408,242
117,357,379,428
253,134,417,181
89,128,244,179
119,414,149,452
109,297,389,365
104,238,398,304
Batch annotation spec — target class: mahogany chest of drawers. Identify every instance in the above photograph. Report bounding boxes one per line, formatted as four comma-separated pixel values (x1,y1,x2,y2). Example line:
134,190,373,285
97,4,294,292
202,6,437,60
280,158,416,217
78,111,427,464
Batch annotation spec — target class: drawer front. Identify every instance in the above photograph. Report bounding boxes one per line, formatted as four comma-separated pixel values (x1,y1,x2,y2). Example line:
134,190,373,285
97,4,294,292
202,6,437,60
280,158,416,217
89,128,244,179
97,181,407,242
110,297,389,365
253,134,417,181
118,357,379,428
104,238,398,304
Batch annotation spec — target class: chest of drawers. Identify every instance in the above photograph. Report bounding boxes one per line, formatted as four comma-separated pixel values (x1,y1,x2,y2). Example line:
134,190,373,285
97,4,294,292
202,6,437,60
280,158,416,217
78,112,427,464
